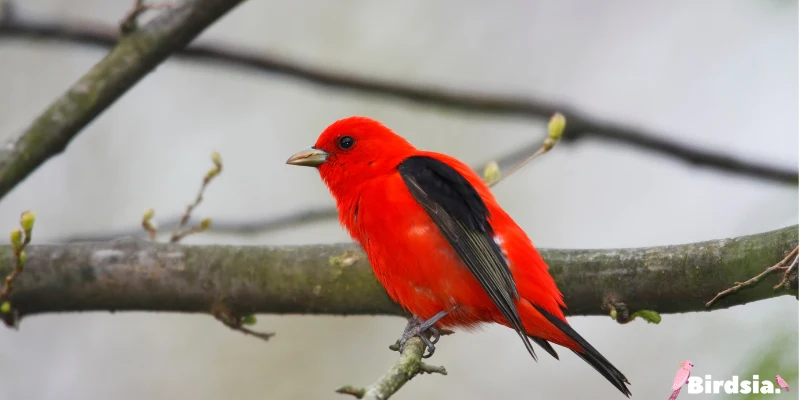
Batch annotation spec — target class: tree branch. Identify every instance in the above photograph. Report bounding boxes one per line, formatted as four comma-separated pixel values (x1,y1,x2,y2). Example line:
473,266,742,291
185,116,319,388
1,225,795,322
336,336,447,400
0,8,795,186
62,206,339,242
0,0,245,201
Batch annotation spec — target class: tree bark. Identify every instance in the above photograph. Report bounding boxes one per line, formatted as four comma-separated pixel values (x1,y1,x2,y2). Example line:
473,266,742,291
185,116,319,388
0,225,795,321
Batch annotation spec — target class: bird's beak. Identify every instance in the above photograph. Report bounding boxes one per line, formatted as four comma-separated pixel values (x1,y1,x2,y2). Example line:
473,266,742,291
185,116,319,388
286,147,329,167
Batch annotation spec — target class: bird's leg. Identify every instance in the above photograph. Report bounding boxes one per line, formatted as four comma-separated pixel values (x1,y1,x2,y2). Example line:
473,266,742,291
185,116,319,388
397,310,450,358
401,315,422,337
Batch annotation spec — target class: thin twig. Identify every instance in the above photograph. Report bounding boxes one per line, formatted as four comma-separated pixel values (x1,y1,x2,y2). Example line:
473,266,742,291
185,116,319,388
0,210,35,327
485,112,564,188
62,206,335,242
774,250,799,290
0,238,26,300
168,152,221,243
706,245,799,307
141,208,157,241
336,335,446,400
0,10,795,185
211,301,274,342
335,386,366,399
0,211,34,301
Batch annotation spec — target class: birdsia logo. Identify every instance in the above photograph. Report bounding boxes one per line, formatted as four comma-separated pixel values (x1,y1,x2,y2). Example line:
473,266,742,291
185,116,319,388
686,375,788,395
669,360,790,398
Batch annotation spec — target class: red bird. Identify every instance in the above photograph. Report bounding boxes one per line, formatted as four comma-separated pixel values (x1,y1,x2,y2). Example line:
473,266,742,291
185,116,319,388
287,116,631,397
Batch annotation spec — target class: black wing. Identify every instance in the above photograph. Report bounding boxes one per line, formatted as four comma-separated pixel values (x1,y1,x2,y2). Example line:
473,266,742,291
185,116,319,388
397,155,538,360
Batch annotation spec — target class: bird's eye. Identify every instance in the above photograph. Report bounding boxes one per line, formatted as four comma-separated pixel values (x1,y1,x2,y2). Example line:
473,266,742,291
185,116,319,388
338,136,355,150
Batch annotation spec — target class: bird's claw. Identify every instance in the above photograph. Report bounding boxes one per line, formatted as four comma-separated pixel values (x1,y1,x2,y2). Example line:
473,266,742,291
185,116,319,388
398,324,437,358
396,316,442,358
395,310,451,358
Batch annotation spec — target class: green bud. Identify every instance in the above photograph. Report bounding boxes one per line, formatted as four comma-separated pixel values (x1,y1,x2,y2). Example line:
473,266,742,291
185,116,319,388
0,302,10,314
548,113,566,140
10,229,22,250
200,218,212,230
20,211,35,234
211,152,223,170
143,208,155,222
241,314,257,325
482,161,501,185
204,168,219,181
18,251,26,269
609,307,617,321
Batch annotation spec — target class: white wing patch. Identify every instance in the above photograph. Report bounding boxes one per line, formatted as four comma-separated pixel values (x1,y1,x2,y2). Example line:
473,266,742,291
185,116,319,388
494,234,511,264
493,235,505,247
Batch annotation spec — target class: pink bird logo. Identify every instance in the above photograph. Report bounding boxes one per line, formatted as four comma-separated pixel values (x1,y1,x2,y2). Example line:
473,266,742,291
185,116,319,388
669,360,694,400
776,375,790,392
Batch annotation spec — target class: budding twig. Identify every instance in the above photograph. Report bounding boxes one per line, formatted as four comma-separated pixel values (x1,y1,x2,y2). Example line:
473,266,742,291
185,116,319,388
484,112,565,188
141,208,158,241
168,152,221,243
706,245,799,307
211,301,274,342
136,152,259,342
0,210,36,326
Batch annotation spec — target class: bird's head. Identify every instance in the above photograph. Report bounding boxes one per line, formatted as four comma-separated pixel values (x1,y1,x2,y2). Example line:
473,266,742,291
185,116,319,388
286,116,417,195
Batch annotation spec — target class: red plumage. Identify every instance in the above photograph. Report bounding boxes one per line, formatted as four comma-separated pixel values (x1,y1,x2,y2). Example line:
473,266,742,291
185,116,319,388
287,116,631,397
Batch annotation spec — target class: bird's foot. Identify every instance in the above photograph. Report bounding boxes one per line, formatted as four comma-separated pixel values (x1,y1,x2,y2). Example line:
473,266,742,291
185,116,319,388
398,324,440,358
395,311,449,358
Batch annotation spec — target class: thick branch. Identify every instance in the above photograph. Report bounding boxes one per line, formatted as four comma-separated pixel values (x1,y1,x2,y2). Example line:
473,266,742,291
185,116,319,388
0,11,795,185
0,0,244,201
1,225,795,321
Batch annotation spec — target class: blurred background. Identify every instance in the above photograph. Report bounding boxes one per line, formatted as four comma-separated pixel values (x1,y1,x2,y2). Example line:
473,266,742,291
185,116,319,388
0,0,797,399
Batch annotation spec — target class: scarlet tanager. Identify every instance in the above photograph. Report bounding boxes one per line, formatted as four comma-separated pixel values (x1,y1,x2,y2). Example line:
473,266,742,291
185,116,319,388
286,116,631,397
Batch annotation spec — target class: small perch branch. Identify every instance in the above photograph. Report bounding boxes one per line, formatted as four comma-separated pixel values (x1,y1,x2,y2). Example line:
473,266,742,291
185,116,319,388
0,225,795,322
0,0,245,202
0,9,795,185
336,336,447,400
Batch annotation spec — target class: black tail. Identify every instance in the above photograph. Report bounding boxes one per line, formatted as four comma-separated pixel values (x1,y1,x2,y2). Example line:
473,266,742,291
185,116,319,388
533,305,632,398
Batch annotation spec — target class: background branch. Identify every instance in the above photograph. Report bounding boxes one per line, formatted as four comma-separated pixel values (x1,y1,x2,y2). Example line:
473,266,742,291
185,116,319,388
63,206,338,242
0,8,795,186
0,0,244,202
2,225,795,322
